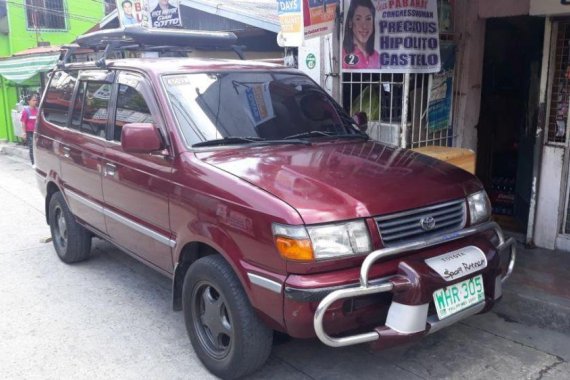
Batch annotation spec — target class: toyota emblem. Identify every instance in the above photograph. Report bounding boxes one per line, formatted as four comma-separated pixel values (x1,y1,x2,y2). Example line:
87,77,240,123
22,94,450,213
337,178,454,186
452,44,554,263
419,216,436,231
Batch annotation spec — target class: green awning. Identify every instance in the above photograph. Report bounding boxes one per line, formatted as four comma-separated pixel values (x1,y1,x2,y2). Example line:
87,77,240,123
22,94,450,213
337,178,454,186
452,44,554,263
0,53,60,84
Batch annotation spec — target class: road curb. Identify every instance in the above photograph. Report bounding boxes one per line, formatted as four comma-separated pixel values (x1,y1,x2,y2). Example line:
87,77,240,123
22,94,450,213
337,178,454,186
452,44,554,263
0,142,29,161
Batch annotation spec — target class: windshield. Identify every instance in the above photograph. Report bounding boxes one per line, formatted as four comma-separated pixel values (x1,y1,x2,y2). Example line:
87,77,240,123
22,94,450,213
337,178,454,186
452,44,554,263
162,71,362,147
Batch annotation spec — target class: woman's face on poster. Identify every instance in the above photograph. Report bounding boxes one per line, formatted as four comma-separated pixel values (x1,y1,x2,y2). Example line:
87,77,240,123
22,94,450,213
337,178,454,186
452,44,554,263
351,6,373,48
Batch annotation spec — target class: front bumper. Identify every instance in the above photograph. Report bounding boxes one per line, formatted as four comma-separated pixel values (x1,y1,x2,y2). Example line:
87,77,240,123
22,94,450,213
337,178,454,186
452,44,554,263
305,221,515,348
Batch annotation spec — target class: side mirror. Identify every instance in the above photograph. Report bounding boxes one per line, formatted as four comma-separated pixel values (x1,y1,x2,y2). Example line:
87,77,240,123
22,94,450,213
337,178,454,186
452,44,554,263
121,123,164,153
352,111,368,132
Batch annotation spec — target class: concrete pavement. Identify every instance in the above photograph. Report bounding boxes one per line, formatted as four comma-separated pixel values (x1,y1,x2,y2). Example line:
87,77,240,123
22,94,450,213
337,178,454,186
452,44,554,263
0,143,569,379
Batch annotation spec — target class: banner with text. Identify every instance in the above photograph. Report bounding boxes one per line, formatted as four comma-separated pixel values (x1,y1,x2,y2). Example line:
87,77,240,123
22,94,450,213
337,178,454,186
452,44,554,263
342,0,441,73
147,0,182,28
116,0,147,27
277,0,304,46
304,0,338,39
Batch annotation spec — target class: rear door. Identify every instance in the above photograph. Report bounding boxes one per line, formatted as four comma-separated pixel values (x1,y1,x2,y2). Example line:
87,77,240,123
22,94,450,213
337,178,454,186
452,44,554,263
102,71,174,273
36,70,77,189
58,71,115,235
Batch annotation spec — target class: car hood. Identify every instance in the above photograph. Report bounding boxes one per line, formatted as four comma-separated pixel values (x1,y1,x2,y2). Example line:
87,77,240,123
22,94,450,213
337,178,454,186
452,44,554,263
195,141,481,224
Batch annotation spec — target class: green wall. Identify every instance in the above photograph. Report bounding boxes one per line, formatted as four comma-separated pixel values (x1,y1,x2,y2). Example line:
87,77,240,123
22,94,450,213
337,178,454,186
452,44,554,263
0,82,17,141
7,1,104,53
0,0,104,141
0,34,10,57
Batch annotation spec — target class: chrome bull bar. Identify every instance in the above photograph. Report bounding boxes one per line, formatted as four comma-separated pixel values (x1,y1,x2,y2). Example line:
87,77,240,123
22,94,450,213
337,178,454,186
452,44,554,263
313,221,516,348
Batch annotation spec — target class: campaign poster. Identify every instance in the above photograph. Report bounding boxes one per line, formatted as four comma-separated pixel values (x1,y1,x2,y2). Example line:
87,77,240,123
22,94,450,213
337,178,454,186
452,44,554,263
277,0,304,47
148,0,182,28
116,0,146,27
304,0,338,39
240,83,275,126
428,42,455,131
342,0,441,73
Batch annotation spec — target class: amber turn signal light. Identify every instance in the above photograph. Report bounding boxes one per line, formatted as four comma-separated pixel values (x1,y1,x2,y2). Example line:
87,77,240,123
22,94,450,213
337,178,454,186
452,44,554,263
275,236,314,262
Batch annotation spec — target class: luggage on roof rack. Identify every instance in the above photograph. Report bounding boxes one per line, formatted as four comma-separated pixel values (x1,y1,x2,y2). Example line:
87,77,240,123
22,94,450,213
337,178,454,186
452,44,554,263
60,26,244,68
75,26,238,50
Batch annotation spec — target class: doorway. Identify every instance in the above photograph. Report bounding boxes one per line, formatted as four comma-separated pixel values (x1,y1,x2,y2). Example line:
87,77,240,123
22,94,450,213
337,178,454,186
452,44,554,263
477,16,545,233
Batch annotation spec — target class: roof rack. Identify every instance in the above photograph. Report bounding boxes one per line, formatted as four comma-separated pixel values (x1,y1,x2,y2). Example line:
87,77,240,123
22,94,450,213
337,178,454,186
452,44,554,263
60,26,244,68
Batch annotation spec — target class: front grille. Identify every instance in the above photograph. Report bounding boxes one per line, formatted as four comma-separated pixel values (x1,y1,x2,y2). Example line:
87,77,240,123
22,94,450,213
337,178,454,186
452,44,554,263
375,199,466,246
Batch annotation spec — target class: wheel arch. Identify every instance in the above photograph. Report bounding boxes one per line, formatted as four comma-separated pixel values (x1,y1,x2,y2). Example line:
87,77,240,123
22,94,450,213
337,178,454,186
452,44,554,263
45,181,62,224
172,241,223,311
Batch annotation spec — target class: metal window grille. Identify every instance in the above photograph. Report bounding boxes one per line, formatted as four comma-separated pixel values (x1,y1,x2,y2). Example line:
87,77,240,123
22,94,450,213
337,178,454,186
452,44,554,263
546,20,570,144
0,2,7,19
26,0,66,30
341,71,456,148
340,0,457,149
407,72,455,148
565,187,570,234
342,72,405,146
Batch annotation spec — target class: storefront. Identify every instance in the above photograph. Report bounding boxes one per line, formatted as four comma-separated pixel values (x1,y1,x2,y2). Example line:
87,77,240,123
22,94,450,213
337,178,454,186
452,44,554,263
287,0,570,250
0,47,60,141
530,0,570,250
444,0,570,251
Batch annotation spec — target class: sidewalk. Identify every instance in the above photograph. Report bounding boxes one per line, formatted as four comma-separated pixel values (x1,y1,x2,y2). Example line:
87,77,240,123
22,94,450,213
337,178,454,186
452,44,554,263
496,241,570,334
0,141,29,161
1,140,569,334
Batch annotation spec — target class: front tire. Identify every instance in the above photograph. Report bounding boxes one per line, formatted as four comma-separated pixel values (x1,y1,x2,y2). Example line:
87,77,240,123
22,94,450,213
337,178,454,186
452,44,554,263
48,192,92,263
182,255,272,379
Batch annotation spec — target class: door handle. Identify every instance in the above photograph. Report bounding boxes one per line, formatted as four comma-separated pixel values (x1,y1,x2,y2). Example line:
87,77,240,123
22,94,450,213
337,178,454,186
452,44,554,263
62,146,71,158
104,163,117,177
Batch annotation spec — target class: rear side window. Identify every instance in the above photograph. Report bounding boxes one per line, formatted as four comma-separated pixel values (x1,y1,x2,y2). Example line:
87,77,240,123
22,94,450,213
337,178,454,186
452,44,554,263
114,84,154,142
79,82,112,137
42,70,77,127
70,82,86,130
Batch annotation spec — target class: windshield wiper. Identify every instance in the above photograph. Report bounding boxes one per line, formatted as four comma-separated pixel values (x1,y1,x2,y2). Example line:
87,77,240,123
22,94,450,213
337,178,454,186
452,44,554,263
284,130,369,141
192,136,311,148
192,136,264,147
283,131,335,139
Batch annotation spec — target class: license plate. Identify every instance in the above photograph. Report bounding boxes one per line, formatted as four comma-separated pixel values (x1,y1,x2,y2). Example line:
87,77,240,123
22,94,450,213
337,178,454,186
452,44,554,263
433,275,485,320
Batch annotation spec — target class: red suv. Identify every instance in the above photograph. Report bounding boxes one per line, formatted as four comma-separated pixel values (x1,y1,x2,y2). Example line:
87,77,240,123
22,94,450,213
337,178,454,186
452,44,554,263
35,28,515,379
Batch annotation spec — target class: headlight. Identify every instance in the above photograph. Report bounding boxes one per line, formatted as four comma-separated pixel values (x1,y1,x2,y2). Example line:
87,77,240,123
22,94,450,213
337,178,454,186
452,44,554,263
468,190,491,225
272,221,371,262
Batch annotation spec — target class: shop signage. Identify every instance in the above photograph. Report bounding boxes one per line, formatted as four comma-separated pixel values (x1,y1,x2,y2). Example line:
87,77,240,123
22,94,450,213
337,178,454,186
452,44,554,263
298,38,322,84
530,0,570,15
277,0,338,47
342,0,441,74
306,53,317,69
277,0,304,47
116,0,182,28
304,0,338,39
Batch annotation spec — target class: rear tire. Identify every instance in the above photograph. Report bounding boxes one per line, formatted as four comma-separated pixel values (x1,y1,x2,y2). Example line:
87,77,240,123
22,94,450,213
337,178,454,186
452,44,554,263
182,255,272,379
48,192,92,263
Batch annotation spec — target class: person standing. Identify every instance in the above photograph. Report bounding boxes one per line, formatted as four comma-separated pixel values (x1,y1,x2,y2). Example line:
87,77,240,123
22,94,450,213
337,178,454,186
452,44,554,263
20,94,39,165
